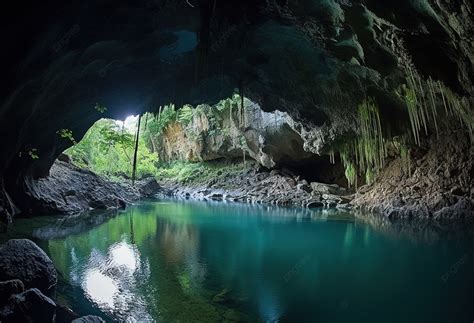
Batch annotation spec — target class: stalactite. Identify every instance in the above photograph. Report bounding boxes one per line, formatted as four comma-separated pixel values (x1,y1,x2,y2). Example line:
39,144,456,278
329,150,335,164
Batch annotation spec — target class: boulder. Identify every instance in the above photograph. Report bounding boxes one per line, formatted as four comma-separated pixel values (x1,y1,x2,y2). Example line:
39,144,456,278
0,288,56,322
136,178,162,197
56,304,79,323
25,161,140,214
0,280,24,305
310,182,347,196
0,239,57,292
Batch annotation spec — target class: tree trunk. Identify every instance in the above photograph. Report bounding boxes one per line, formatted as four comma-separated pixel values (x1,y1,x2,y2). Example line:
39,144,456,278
131,115,142,186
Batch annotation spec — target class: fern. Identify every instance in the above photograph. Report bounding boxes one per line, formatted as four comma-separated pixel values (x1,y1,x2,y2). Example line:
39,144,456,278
177,105,194,125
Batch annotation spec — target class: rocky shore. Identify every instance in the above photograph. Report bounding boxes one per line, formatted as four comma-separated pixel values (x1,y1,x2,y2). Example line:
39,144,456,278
160,131,473,219
161,164,353,210
0,239,105,322
26,148,473,220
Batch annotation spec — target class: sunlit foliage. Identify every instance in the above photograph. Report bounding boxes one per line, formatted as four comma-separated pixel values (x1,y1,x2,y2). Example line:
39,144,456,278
65,119,158,179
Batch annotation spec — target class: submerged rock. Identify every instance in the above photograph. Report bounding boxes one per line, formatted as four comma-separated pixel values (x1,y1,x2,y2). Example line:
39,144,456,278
0,239,57,292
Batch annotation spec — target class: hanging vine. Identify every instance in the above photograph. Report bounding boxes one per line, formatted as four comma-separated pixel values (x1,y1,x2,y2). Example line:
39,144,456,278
328,66,472,189
331,97,387,188
356,97,386,174
403,65,473,145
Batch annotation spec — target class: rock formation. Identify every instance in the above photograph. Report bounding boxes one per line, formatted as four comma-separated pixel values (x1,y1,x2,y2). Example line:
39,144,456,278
0,0,472,220
352,130,473,218
26,160,162,214
0,239,101,322
155,98,314,168
0,239,57,292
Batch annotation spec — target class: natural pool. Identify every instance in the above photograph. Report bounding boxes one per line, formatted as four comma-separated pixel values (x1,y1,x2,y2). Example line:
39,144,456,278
2,199,473,322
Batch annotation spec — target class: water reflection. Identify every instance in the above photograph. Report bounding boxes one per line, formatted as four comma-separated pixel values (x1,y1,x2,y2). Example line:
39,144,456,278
83,268,118,307
23,199,474,322
109,242,138,272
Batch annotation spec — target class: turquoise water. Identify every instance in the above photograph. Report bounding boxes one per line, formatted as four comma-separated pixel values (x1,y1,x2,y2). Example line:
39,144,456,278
2,200,473,322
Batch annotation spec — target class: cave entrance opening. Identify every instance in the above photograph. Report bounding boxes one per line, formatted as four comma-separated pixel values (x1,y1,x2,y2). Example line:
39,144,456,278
57,95,349,193
60,115,159,183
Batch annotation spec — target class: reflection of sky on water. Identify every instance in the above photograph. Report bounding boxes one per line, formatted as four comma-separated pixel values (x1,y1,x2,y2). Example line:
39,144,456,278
80,240,152,321
36,199,474,322
110,242,138,272
83,268,118,307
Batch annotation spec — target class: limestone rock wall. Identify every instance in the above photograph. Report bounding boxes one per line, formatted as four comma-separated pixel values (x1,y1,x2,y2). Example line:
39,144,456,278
155,100,314,168
352,130,473,218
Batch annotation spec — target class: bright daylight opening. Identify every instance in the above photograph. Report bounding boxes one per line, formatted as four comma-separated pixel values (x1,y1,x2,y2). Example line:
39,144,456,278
62,94,345,189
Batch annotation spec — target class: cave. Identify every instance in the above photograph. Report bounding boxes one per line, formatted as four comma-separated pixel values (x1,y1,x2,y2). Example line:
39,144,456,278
0,0,473,322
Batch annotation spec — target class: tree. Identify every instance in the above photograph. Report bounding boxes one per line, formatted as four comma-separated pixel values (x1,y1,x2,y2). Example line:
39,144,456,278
65,118,159,180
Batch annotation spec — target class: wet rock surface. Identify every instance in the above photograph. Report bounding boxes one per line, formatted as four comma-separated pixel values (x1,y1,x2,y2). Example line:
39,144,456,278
0,239,105,322
0,239,57,292
0,280,24,305
162,164,352,209
0,288,57,322
25,160,162,215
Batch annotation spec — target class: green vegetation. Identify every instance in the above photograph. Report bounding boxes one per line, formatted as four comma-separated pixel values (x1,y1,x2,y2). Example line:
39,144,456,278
64,94,249,183
341,149,357,188
332,65,472,188
334,98,387,188
403,65,473,145
140,94,248,159
156,160,252,186
18,148,40,160
57,128,77,144
29,149,39,160
355,97,386,175
153,104,179,134
177,105,194,125
94,103,107,114
65,118,158,180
